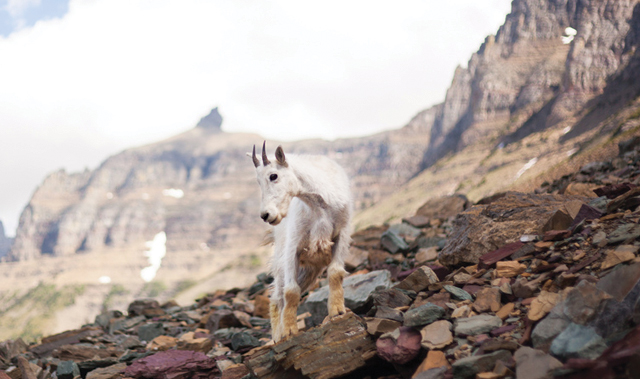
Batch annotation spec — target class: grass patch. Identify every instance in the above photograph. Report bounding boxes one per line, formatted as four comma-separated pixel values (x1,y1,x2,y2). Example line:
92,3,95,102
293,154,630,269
139,281,167,298
0,282,85,342
628,107,640,120
174,279,197,294
103,284,129,310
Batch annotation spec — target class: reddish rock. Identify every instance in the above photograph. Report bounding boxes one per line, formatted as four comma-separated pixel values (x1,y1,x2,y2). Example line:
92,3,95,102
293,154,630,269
593,183,635,199
473,287,502,313
376,327,422,365
124,350,218,379
478,242,525,269
128,299,161,317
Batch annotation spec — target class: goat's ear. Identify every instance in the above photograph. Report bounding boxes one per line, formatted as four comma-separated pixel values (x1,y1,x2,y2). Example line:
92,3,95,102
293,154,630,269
275,145,287,167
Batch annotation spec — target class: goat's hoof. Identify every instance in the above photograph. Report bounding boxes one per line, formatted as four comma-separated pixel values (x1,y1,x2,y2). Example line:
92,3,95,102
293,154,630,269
281,325,299,339
322,308,350,324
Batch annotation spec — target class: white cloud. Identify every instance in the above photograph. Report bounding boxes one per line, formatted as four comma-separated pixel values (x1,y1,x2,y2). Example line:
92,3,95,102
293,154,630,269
0,0,512,236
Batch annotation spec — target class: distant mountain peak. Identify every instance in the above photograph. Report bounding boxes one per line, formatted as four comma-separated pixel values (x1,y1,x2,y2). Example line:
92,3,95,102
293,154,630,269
196,107,223,131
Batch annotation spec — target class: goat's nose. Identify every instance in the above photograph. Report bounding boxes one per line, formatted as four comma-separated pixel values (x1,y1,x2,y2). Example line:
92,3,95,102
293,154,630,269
261,212,270,222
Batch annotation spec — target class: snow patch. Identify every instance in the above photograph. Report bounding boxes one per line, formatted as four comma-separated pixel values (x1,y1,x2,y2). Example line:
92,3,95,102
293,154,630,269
562,27,577,44
163,189,184,199
515,157,538,180
141,232,167,282
567,148,579,157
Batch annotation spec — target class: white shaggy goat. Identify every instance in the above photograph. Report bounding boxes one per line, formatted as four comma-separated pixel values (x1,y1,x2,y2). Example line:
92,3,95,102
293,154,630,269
251,142,352,341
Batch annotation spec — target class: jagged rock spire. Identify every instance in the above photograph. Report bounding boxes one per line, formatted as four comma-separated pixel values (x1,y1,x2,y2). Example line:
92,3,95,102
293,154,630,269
196,107,223,132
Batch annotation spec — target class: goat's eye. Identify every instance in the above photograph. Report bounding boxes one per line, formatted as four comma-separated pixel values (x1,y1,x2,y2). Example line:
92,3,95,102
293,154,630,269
269,174,278,182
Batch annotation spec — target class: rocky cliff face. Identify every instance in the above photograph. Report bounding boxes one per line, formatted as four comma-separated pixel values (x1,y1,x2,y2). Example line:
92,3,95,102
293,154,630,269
0,220,11,258
6,111,433,262
423,0,640,168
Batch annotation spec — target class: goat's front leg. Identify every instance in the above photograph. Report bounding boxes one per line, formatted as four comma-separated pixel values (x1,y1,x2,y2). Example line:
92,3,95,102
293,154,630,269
269,275,284,342
280,208,304,339
327,262,347,317
326,231,349,321
281,283,300,338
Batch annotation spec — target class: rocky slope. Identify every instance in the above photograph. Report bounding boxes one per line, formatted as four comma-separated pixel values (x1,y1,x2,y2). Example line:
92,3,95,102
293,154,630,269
3,136,640,378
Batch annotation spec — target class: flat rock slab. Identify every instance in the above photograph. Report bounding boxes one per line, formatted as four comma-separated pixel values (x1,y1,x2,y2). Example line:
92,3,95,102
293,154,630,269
302,270,391,325
513,347,562,379
245,312,377,379
454,315,502,336
420,320,453,349
404,303,446,327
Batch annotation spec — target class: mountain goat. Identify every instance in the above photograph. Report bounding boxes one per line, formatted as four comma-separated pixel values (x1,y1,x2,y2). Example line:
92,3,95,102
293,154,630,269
251,142,352,341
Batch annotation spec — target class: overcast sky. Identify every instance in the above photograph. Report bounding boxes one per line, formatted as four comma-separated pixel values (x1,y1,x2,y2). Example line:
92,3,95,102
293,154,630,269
0,0,512,236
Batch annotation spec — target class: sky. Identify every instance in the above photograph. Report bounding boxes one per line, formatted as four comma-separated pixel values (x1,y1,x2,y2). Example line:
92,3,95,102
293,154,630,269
0,0,513,237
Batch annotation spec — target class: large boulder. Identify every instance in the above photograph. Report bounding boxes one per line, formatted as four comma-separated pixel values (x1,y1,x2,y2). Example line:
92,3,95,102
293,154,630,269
439,192,586,266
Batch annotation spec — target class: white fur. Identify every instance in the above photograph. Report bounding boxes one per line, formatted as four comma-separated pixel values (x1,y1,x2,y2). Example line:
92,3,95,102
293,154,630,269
252,144,352,341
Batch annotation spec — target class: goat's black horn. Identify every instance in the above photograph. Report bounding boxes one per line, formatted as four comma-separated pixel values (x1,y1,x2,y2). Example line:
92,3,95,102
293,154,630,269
262,141,270,166
252,145,260,167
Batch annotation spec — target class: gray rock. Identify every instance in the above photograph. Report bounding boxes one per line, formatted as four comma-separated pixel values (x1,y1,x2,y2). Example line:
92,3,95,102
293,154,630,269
94,310,123,330
607,224,640,245
230,332,261,351
404,303,446,327
109,315,146,334
549,323,607,360
443,285,473,301
375,306,404,323
580,161,611,174
451,349,512,379
137,322,164,343
454,314,502,336
388,223,422,239
588,196,610,213
414,366,447,379
57,361,80,379
302,270,391,325
531,308,571,351
381,230,409,253
514,346,564,379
